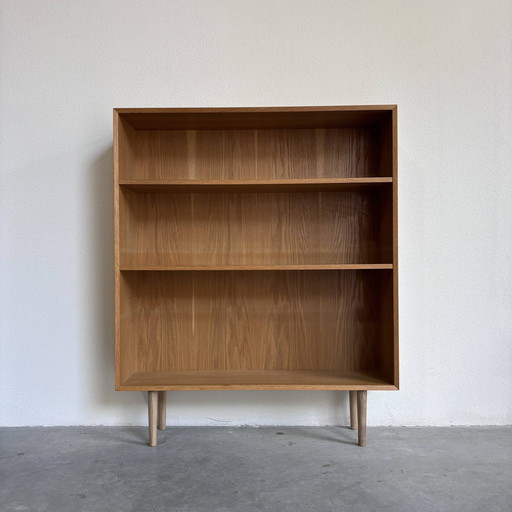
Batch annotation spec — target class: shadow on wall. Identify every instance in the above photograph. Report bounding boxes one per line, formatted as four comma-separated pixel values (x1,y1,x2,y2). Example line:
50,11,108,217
87,145,146,419
88,146,116,407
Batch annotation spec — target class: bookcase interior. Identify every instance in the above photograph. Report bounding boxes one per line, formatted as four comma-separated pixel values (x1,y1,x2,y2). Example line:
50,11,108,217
119,269,394,389
119,187,392,268
118,125,392,181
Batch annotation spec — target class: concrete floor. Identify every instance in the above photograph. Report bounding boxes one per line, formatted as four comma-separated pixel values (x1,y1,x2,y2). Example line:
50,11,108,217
0,427,510,512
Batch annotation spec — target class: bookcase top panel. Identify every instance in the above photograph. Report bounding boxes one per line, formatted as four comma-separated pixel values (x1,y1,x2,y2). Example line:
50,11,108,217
115,105,396,130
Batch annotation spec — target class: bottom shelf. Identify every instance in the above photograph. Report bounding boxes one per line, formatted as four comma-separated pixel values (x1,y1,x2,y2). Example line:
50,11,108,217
119,370,396,391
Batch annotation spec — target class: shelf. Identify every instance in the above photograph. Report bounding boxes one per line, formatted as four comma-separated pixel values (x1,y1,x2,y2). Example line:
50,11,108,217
120,177,392,193
119,370,396,391
119,189,393,268
120,264,393,271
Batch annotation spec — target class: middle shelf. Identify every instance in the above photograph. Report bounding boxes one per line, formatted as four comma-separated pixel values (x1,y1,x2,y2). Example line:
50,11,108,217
119,185,392,268
119,177,393,193
120,264,393,271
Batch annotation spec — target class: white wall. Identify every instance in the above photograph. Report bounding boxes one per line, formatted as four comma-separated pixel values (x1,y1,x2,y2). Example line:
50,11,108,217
1,0,511,427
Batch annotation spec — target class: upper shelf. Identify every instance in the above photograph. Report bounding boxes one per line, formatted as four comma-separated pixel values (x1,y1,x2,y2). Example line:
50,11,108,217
119,177,393,193
115,105,396,130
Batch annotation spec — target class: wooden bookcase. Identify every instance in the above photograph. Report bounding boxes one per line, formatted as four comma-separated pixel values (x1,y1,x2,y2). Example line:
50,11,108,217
114,106,398,447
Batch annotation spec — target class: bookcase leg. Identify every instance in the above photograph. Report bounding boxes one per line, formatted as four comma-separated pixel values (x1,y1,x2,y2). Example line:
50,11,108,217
158,391,167,430
148,391,158,446
357,391,367,447
349,391,358,430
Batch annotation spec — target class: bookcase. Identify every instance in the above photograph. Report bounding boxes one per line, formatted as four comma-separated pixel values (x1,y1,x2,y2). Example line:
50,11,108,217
114,106,398,447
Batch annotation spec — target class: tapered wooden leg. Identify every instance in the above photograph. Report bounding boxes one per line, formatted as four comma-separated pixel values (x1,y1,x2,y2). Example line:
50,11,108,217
357,390,367,447
148,391,158,447
349,391,358,430
158,391,167,430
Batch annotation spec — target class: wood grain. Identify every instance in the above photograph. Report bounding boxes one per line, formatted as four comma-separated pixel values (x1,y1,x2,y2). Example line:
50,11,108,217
119,177,393,193
118,270,389,384
121,127,384,181
114,113,138,388
121,370,395,391
119,190,392,267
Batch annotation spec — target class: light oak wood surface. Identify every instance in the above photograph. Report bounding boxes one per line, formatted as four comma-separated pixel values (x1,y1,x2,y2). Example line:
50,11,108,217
120,189,392,268
120,264,393,271
118,270,393,384
121,127,389,181
122,370,395,391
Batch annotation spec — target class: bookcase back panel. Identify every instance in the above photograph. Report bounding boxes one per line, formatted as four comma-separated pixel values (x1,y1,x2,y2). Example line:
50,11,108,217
120,127,390,180
119,270,392,380
120,189,392,266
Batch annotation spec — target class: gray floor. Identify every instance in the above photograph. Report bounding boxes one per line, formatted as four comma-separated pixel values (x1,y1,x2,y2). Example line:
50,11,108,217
0,427,511,512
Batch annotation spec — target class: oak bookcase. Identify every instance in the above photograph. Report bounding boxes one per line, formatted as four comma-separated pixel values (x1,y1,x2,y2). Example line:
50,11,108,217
114,106,398,447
